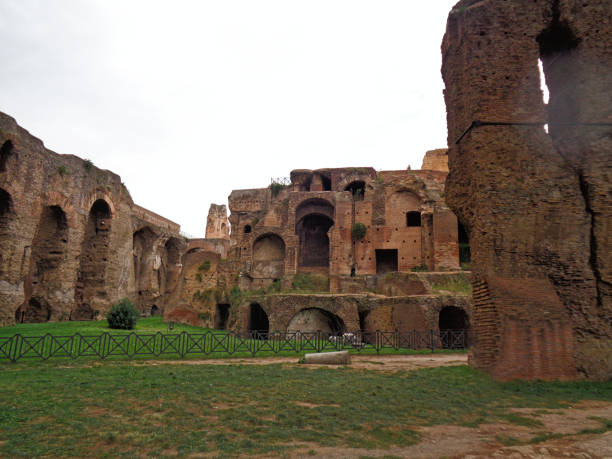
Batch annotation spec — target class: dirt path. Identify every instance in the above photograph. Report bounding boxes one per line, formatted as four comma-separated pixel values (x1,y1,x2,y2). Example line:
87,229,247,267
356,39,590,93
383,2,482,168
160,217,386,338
139,353,468,371
290,401,612,458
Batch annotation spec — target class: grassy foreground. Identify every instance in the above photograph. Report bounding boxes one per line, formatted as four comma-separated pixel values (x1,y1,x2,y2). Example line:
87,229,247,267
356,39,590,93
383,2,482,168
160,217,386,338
0,362,610,457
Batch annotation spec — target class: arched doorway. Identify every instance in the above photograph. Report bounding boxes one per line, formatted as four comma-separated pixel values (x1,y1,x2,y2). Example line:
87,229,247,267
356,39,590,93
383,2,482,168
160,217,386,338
439,306,469,349
295,199,334,269
74,199,111,320
287,308,345,336
215,304,230,330
248,303,269,338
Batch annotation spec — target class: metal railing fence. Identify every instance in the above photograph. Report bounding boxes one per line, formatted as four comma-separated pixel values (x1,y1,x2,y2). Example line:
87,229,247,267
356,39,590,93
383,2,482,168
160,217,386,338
0,329,468,363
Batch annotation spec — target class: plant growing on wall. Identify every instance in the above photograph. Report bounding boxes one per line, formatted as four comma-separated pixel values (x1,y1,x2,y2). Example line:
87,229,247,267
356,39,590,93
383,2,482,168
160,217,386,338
351,222,367,241
269,181,286,197
57,166,67,176
198,260,211,272
83,159,94,172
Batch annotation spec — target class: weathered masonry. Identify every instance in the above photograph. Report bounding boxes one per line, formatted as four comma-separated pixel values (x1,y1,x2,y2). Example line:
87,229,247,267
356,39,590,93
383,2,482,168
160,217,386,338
442,0,611,381
0,112,184,325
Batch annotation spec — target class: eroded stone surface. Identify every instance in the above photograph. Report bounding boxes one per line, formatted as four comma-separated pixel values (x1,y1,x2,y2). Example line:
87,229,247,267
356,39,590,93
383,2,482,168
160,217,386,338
442,0,611,380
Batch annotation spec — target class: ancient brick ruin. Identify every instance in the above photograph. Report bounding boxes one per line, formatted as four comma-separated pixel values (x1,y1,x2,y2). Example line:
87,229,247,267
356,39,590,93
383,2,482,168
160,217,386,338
0,112,185,325
442,0,611,380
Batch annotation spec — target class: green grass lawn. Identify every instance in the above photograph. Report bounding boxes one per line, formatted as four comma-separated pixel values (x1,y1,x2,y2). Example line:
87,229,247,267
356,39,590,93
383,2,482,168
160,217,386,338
0,317,205,337
0,362,610,457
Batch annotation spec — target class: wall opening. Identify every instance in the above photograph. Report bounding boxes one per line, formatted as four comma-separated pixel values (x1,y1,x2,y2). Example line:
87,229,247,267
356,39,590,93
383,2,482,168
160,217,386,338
406,211,421,227
74,199,111,320
248,302,269,338
345,181,366,201
0,140,13,173
297,215,334,267
150,304,160,316
161,237,182,295
287,307,345,336
215,303,230,330
132,227,158,308
439,306,469,348
244,225,251,234
458,220,471,266
375,249,398,274
16,297,51,323
358,310,369,335
321,175,332,191
0,188,12,217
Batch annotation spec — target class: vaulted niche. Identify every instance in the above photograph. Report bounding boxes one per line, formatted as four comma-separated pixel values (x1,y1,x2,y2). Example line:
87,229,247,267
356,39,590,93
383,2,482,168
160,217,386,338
161,237,182,295
16,205,68,323
0,140,13,173
252,233,285,278
132,227,157,306
248,302,269,338
287,307,345,336
296,199,334,268
74,199,111,320
345,181,366,201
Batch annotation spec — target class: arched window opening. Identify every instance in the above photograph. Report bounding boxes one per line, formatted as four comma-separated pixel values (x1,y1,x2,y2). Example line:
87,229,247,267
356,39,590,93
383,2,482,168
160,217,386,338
345,181,366,201
244,225,252,234
0,188,12,218
287,308,345,336
406,211,421,227
439,306,470,349
248,303,269,338
215,303,230,330
0,140,13,173
252,233,285,278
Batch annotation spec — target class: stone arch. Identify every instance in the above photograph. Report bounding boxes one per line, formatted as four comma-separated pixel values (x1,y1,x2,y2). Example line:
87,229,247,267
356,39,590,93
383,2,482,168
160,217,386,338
252,233,285,278
73,199,112,320
295,199,335,268
287,307,345,336
16,297,51,324
248,302,269,337
151,304,160,316
84,189,116,219
0,140,14,173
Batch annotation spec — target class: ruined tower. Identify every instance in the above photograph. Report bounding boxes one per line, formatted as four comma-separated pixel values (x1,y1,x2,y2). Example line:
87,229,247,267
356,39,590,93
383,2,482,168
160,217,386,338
205,204,230,240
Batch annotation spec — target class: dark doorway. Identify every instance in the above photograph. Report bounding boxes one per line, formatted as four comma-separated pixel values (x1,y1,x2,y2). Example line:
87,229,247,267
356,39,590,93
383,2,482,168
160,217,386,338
297,214,334,267
439,306,469,348
375,249,398,274
321,175,332,191
406,211,421,227
244,225,251,233
215,303,230,330
15,297,51,323
0,188,11,217
151,305,160,316
248,303,269,338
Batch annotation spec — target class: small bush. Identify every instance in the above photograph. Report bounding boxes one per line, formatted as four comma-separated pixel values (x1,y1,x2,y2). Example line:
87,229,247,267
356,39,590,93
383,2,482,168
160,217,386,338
57,166,67,176
269,182,286,197
107,299,139,330
195,272,203,282
351,222,367,241
198,260,211,272
83,159,94,172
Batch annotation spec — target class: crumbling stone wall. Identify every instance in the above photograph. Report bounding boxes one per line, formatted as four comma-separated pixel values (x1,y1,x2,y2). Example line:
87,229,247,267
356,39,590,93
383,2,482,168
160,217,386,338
205,204,229,240
0,112,183,325
442,0,611,380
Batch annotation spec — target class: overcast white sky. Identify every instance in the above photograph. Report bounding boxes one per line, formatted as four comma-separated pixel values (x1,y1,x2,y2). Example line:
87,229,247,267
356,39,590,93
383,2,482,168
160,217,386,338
0,0,458,237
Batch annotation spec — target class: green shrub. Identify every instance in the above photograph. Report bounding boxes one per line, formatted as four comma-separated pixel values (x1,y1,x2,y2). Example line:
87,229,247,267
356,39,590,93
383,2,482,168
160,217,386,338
107,299,139,330
198,260,211,272
195,272,203,282
351,222,367,241
83,159,94,172
57,166,67,176
269,182,286,197
411,264,429,272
